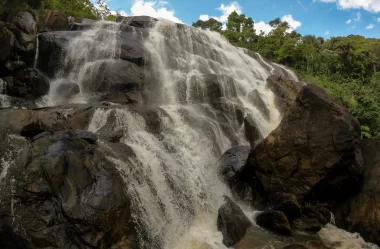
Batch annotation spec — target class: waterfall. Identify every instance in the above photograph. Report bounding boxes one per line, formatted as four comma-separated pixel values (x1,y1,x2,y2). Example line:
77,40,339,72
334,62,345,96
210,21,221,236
37,21,121,106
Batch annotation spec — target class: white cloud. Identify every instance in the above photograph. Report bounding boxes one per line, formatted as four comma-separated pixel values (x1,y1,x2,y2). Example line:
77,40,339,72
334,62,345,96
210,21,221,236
366,23,375,29
354,12,361,21
324,30,330,35
377,17,380,22
281,14,302,30
254,21,273,35
130,0,183,23
314,0,380,13
346,19,352,23
199,1,242,23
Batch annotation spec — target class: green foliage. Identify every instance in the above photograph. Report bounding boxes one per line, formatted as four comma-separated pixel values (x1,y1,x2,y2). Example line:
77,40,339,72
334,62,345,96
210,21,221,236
192,12,380,136
41,0,99,19
192,18,222,32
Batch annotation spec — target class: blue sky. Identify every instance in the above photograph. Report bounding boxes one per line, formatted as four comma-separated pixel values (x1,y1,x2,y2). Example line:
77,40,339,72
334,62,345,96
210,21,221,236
103,0,380,38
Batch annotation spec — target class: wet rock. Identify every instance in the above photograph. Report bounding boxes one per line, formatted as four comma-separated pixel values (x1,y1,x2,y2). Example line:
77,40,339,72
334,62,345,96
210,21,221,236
248,84,363,204
8,12,37,56
269,193,301,223
20,121,49,138
248,89,270,121
256,211,292,236
0,225,32,249
81,59,144,93
75,129,98,143
120,30,145,66
244,114,263,147
335,139,380,245
106,129,124,143
0,29,13,65
56,81,80,98
120,16,158,28
4,61,26,71
4,68,49,100
266,74,303,114
0,132,135,249
218,146,254,202
37,31,81,77
0,79,7,94
293,207,328,233
40,10,69,32
217,196,252,247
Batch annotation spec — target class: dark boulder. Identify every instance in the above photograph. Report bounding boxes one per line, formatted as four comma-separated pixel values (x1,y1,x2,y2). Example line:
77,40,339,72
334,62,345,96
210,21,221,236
119,29,145,66
5,68,49,99
20,120,49,138
283,245,307,249
266,74,303,114
217,196,252,247
0,29,14,64
0,79,7,94
39,10,69,32
120,16,158,28
36,31,81,77
81,59,144,93
0,132,136,249
293,206,328,233
218,146,253,202
75,129,98,143
268,193,301,223
248,84,363,204
244,114,264,147
0,225,32,249
255,211,292,236
4,61,26,71
335,139,380,245
106,129,124,143
55,81,80,98
8,11,37,61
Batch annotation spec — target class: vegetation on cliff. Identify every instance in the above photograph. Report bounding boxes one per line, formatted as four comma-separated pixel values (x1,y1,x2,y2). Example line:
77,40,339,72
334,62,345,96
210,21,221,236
193,12,380,137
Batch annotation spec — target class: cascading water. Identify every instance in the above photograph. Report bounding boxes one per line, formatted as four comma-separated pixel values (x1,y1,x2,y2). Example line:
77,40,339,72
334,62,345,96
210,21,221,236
38,21,121,106
32,17,377,249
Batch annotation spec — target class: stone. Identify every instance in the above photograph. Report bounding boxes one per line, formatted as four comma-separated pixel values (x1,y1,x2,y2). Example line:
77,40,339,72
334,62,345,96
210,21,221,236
244,114,264,147
293,206,328,233
4,61,26,71
81,59,144,94
39,10,69,32
8,12,37,54
256,211,292,236
55,81,80,98
248,89,270,121
20,121,49,138
0,28,14,64
266,74,303,114
217,196,252,247
120,16,158,28
5,68,49,100
334,139,380,245
283,245,307,249
268,193,301,223
0,132,136,249
248,84,363,204
75,129,98,144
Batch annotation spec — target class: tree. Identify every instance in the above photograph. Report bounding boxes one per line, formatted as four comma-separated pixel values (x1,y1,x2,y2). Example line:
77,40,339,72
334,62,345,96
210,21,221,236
192,18,222,32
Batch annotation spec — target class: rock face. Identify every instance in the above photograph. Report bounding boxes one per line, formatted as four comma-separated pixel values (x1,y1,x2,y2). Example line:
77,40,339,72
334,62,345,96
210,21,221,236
81,60,144,93
8,12,37,56
4,68,50,99
293,206,328,233
335,139,380,245
248,84,363,204
217,196,252,247
0,132,136,249
40,10,69,32
255,211,292,236
266,74,303,114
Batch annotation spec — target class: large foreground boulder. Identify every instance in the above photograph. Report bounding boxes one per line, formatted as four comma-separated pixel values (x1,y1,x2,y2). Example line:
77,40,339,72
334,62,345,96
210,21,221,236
217,196,252,247
335,139,380,245
255,211,292,236
39,10,69,32
0,132,137,249
248,84,363,204
266,74,303,114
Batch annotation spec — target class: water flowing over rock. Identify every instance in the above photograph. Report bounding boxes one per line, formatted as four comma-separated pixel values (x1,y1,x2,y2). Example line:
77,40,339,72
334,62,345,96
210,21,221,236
0,15,377,249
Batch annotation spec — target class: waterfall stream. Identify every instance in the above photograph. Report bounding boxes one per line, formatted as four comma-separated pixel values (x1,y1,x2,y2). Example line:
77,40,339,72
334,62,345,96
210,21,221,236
31,18,378,249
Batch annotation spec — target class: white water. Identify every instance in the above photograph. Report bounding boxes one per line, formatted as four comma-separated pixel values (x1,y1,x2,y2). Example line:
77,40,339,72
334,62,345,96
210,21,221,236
38,18,376,249
38,21,121,106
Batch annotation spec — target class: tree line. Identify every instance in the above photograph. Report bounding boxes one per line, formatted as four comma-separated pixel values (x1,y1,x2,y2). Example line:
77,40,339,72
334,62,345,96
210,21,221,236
193,12,380,137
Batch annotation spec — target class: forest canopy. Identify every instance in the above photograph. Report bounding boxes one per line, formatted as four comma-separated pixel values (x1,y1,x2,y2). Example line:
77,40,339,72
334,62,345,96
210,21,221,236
193,12,380,137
